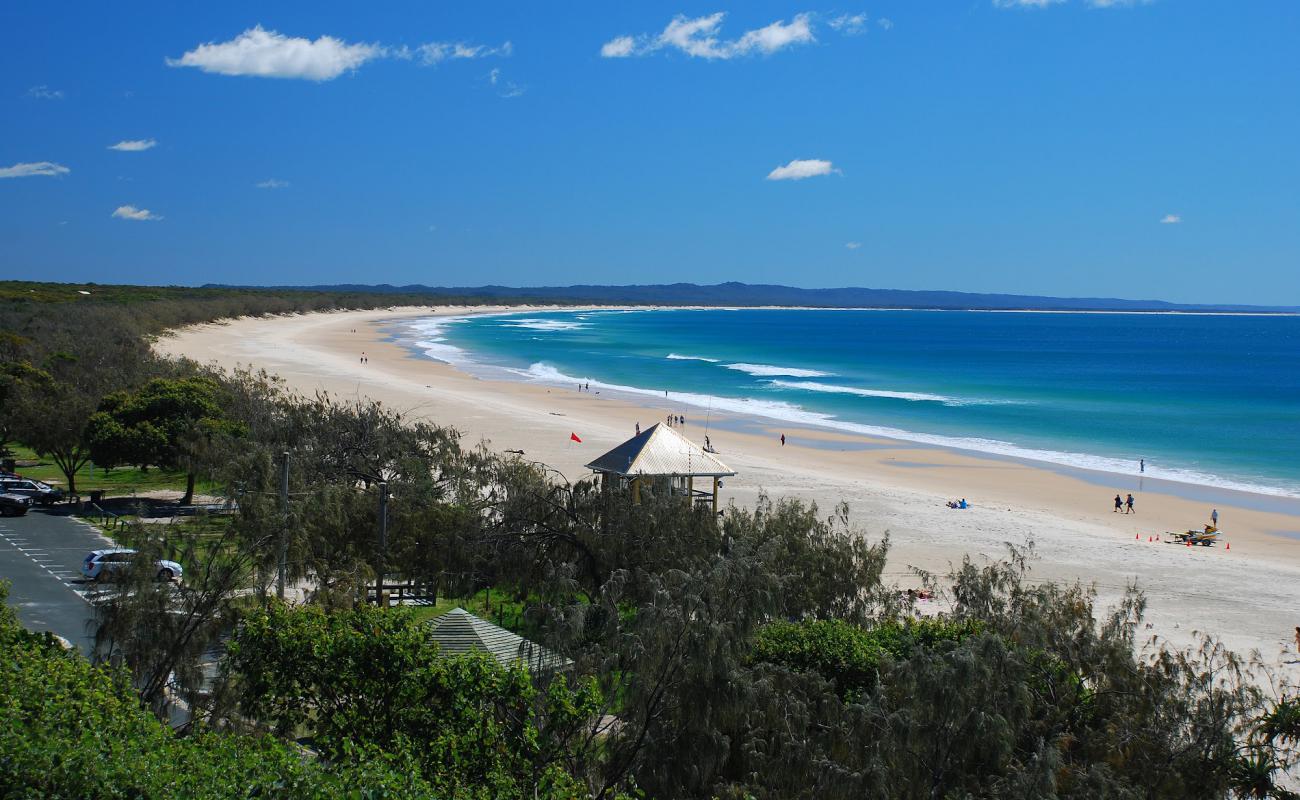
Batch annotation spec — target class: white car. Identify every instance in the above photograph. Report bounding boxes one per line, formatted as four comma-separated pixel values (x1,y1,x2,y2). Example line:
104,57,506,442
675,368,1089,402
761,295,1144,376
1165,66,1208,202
81,549,184,582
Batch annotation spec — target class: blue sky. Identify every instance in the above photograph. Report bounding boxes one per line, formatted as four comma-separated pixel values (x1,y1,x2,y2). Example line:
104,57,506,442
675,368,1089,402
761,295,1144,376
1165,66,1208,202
2,1,1297,304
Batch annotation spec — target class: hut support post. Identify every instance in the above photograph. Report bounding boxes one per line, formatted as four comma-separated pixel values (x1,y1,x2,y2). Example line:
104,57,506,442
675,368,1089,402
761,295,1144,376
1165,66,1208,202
688,476,694,505
632,478,641,505
712,477,719,515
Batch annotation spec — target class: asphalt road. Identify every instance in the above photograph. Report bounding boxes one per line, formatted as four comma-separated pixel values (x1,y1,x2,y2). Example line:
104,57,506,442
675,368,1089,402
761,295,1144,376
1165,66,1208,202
0,507,117,655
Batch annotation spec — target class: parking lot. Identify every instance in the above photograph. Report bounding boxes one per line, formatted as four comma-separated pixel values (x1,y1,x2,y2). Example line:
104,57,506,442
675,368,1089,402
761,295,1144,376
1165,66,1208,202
0,507,119,655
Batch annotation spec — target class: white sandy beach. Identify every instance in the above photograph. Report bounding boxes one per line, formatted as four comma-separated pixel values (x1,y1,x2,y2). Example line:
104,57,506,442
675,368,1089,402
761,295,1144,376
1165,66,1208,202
155,306,1300,666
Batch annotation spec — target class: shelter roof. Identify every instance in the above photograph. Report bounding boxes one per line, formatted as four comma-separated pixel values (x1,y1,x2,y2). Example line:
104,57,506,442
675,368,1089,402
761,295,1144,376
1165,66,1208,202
585,423,735,478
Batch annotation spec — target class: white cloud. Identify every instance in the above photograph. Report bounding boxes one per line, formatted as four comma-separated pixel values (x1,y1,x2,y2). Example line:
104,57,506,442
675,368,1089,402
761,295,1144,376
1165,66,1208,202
256,179,290,189
418,40,511,65
112,205,162,221
877,18,894,30
601,12,816,60
601,36,637,58
26,85,64,100
168,27,510,80
845,241,862,249
1160,214,1181,224
108,139,156,152
829,13,869,35
766,158,838,181
167,26,384,80
0,161,70,179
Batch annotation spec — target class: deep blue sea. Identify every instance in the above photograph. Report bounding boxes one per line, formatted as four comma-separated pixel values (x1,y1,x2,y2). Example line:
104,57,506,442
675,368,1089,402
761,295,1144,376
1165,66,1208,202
399,309,1300,498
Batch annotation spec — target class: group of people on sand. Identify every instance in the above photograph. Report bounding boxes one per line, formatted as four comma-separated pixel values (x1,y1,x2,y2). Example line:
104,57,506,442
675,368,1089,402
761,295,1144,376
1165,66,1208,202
666,413,686,427
946,498,969,510
1113,493,1136,514
577,382,591,392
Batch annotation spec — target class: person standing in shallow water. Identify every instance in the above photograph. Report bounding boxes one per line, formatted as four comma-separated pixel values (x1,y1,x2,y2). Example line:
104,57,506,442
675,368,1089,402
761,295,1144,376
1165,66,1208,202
780,434,786,446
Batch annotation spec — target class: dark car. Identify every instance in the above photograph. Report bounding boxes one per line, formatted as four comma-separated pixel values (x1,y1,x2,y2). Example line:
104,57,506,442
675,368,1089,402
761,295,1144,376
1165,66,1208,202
0,477,64,505
0,492,31,517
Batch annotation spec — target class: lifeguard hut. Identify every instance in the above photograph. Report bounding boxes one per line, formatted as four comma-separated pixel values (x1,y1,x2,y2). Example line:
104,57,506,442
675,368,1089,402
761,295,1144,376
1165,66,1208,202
585,423,736,514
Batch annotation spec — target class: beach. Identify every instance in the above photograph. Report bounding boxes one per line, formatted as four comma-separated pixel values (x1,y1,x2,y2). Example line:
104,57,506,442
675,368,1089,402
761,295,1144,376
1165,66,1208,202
155,307,1300,664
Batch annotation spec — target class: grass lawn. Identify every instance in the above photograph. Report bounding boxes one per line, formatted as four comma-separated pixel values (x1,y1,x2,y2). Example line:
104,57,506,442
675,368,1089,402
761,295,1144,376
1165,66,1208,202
5,444,213,498
409,587,538,636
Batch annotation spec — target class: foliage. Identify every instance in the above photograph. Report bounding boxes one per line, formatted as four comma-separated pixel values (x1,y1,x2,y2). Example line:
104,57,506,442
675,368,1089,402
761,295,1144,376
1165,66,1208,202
0,582,439,799
86,376,244,504
224,602,603,798
751,616,981,700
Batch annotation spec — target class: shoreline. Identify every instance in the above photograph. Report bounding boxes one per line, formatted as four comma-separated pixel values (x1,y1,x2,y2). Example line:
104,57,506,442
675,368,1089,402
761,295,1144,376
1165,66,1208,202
154,306,1300,664
390,307,1300,505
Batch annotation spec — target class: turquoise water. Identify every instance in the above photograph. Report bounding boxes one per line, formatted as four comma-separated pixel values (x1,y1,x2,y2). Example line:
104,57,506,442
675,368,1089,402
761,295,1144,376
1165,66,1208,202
401,309,1300,498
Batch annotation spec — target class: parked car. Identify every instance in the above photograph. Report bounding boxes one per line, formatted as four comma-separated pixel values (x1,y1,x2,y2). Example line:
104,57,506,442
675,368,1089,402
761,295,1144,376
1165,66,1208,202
0,492,32,517
0,477,64,505
81,549,184,582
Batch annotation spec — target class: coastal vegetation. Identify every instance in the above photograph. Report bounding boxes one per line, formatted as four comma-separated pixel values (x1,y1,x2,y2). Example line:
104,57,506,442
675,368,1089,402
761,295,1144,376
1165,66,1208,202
1,281,1298,798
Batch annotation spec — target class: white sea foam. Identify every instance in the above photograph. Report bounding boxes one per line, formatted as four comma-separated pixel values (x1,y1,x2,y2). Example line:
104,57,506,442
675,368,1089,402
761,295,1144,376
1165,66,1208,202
768,380,1017,407
666,353,720,363
502,318,589,332
405,316,473,366
726,362,832,378
507,361,1300,499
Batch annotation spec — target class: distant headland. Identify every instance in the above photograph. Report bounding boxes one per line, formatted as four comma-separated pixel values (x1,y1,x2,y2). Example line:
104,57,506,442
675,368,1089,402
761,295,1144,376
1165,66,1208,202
205,281,1300,314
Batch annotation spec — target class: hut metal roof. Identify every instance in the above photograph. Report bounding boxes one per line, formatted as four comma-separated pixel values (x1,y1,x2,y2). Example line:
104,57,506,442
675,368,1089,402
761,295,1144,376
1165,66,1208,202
585,423,736,478
427,607,569,672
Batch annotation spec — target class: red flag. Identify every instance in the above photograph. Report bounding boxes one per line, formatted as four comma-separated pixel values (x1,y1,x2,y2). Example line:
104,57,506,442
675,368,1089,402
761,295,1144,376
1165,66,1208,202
570,432,582,443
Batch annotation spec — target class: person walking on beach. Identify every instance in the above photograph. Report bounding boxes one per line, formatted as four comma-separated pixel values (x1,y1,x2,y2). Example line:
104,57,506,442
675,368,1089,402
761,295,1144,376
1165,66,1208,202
1114,494,1123,513
1211,508,1219,528
1126,493,1135,514
635,422,640,436
780,433,786,447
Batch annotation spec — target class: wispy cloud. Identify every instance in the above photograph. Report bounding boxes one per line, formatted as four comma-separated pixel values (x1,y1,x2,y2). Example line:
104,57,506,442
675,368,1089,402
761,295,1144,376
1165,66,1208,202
877,18,894,30
418,40,511,65
767,158,839,181
256,179,290,189
1160,214,1181,224
601,12,815,60
487,68,527,98
112,205,162,221
845,241,862,249
108,139,156,152
0,161,70,179
828,13,869,35
26,85,64,100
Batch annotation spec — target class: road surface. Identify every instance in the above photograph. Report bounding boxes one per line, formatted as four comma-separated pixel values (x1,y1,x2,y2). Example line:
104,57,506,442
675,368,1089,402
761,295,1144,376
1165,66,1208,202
0,507,116,655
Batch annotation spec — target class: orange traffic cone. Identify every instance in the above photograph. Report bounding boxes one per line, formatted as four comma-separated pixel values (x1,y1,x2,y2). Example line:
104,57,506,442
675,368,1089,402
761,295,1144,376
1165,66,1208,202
1135,533,1139,540
1225,542,1230,551
1186,540,1191,547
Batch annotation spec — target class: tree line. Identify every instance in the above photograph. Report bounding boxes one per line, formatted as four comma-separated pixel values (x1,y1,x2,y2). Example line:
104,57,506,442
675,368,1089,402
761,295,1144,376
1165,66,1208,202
1,281,1298,799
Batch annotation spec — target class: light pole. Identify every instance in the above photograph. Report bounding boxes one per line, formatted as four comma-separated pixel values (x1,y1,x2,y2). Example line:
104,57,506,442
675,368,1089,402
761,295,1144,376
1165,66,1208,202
376,481,389,606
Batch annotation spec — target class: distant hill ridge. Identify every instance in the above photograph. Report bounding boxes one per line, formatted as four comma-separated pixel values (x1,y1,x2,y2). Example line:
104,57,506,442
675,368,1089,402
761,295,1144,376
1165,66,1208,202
203,282,1299,314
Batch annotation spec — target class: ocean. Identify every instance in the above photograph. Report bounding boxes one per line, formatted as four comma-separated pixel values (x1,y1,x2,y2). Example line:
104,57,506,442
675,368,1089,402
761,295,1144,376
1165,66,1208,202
397,308,1300,499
